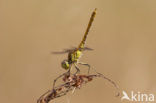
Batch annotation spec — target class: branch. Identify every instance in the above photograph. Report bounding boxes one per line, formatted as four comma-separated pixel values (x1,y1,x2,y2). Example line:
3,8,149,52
37,73,120,103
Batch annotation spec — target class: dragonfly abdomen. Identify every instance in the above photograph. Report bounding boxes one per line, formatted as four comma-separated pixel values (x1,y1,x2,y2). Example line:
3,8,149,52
78,8,97,51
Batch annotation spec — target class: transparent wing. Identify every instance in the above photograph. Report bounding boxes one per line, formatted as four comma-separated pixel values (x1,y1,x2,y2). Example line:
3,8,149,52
83,47,94,50
51,49,73,54
52,46,93,54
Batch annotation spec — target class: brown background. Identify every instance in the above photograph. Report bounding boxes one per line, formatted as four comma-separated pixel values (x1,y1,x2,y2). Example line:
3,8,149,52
0,0,156,103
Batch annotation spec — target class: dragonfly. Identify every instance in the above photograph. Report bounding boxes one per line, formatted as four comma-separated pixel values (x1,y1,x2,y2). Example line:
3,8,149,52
52,8,97,88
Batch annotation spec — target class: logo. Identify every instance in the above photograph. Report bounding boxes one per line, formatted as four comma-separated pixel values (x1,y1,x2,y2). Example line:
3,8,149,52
121,91,155,102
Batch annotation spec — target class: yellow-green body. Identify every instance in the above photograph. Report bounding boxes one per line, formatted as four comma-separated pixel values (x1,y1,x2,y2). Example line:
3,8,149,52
69,50,82,63
61,8,97,70
61,50,82,69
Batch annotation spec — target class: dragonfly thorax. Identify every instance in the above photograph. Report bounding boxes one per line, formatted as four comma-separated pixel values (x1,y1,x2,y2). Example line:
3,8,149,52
61,50,82,70
68,50,82,63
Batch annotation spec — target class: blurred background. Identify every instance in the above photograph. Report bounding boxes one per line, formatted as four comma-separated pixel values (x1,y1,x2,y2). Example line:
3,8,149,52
0,0,156,103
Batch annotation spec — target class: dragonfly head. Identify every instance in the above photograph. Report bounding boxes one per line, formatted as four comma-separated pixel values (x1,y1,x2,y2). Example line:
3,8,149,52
61,60,70,70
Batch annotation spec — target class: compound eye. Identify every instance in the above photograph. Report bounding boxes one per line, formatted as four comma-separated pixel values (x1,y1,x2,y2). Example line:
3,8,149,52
61,61,69,70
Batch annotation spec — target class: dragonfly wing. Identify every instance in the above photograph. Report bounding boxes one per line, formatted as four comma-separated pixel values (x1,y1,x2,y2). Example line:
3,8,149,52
51,50,69,54
51,51,67,54
51,48,74,54
70,46,94,51
83,47,94,51
52,46,93,55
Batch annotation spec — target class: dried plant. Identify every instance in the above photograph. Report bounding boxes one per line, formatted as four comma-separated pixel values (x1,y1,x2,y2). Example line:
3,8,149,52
37,72,120,103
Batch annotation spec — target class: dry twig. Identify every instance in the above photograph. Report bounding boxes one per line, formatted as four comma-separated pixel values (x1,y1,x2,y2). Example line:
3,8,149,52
37,73,120,103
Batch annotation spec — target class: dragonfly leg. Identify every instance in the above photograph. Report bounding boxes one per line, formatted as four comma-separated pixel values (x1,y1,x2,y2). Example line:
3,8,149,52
74,64,80,74
78,62,92,74
53,70,70,89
